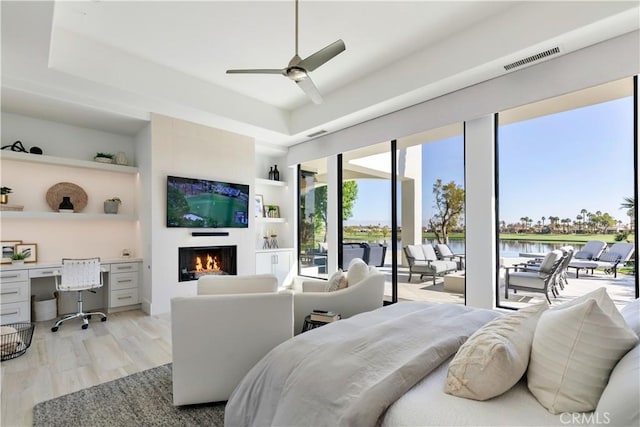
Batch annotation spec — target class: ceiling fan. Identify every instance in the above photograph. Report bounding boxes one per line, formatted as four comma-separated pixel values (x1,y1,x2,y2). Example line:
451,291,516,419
226,0,345,104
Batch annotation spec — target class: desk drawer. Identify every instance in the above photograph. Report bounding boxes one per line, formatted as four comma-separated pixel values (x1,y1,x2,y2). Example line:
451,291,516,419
110,272,138,291
110,288,139,308
0,301,30,323
29,268,60,279
110,263,139,273
0,269,29,283
0,281,29,304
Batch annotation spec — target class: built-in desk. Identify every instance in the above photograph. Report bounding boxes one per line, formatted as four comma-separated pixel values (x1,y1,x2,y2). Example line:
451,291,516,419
0,258,142,324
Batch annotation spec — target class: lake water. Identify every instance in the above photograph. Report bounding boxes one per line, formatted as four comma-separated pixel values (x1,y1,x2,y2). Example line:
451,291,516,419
435,240,583,257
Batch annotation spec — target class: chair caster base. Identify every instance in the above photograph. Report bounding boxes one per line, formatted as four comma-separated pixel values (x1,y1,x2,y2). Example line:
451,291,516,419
51,326,59,332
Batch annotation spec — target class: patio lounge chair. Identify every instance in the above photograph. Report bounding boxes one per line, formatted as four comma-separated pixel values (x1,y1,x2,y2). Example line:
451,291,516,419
568,242,635,278
505,249,565,304
404,244,457,285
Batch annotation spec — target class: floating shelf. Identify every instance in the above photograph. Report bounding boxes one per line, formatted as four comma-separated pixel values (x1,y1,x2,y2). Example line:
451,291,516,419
255,217,286,223
255,178,286,187
0,211,138,221
1,151,138,174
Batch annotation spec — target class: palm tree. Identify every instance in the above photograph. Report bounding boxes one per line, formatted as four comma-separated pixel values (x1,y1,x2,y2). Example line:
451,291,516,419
621,196,635,217
541,216,546,227
621,196,636,231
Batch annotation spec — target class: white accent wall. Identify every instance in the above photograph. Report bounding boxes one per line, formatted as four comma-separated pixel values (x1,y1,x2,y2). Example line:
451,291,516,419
144,114,255,315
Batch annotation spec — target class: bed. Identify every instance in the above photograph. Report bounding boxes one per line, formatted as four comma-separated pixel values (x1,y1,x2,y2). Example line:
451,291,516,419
225,294,640,427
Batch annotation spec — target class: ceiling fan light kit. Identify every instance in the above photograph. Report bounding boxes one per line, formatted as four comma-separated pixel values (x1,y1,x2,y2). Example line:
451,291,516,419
226,0,345,104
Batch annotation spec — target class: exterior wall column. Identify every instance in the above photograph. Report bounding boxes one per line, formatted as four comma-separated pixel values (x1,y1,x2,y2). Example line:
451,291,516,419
464,115,497,310
399,145,422,266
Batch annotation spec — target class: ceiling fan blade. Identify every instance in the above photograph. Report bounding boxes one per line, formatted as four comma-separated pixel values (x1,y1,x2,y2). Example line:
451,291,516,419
296,76,323,104
226,69,285,75
298,39,345,72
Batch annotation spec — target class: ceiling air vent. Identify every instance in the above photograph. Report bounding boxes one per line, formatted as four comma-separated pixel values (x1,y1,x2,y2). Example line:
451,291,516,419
503,47,561,71
307,129,327,138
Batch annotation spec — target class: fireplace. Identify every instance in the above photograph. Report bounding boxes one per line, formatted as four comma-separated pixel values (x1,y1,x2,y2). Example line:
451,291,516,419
179,245,237,282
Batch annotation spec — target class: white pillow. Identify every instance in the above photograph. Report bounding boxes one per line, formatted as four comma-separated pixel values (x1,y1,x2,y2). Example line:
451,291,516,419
325,269,346,292
528,291,638,414
346,258,368,286
555,287,627,326
595,345,639,427
445,302,547,400
621,298,640,337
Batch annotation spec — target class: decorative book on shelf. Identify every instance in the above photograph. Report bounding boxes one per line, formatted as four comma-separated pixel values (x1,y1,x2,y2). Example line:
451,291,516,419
310,310,341,323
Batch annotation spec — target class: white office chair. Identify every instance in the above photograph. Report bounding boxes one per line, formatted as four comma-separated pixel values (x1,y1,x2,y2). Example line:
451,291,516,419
51,258,107,332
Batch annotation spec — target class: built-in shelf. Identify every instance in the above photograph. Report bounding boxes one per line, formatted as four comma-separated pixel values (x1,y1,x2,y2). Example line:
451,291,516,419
255,178,286,187
0,211,137,221
256,217,286,224
256,247,294,254
1,150,138,174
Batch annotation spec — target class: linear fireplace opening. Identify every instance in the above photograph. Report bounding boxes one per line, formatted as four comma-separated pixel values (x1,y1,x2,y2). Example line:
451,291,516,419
179,245,237,282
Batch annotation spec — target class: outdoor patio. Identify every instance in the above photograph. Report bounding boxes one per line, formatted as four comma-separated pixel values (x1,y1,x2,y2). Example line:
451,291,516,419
380,263,637,310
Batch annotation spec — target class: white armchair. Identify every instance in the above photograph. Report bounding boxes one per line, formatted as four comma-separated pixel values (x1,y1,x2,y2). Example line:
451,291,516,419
291,259,385,334
171,274,293,405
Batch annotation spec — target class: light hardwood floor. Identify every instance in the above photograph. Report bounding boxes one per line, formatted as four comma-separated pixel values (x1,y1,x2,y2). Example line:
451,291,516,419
0,310,172,427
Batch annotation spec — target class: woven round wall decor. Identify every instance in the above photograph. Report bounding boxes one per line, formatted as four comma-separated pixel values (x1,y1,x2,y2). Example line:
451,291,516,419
45,182,88,212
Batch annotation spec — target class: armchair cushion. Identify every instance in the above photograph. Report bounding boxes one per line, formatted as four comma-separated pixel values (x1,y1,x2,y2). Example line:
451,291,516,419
406,245,426,262
197,274,278,295
346,258,369,286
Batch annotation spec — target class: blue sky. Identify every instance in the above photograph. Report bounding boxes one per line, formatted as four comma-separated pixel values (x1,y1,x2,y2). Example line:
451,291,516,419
345,96,635,227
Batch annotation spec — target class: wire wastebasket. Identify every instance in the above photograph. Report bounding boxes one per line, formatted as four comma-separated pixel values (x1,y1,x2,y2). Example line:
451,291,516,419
1,322,35,361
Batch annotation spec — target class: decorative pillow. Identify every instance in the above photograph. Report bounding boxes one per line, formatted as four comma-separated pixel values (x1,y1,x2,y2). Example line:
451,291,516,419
621,298,640,336
325,269,346,292
595,345,639,427
527,291,638,414
346,258,369,286
444,302,547,401
556,287,626,326
598,252,622,263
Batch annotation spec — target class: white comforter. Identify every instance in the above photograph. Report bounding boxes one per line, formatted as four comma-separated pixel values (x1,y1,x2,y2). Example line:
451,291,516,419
225,301,500,427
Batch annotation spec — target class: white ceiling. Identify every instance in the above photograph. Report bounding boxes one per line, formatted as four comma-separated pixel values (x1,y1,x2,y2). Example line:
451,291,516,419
1,1,639,149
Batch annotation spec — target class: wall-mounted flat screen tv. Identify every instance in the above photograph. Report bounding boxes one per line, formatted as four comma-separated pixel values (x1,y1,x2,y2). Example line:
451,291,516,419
167,175,249,228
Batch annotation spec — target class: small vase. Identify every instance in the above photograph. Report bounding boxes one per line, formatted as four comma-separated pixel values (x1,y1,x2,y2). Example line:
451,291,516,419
273,165,280,181
115,152,128,165
104,201,119,214
0,194,7,204
11,259,24,265
58,196,74,212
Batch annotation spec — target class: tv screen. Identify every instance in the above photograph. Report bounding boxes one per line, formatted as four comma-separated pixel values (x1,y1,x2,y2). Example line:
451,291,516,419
167,175,249,228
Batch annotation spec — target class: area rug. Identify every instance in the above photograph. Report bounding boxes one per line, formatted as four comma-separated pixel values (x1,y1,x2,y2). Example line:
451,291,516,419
33,364,225,427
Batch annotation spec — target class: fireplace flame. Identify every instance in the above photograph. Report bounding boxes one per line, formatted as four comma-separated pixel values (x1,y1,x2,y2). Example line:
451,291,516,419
195,254,221,273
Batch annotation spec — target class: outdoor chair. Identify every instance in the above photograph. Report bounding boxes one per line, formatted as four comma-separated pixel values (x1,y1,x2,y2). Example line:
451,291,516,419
404,244,457,285
515,246,574,290
504,249,564,304
434,243,465,270
568,242,634,278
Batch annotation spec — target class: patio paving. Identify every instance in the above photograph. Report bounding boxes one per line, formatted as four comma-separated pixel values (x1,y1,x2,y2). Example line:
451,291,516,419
379,264,637,310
